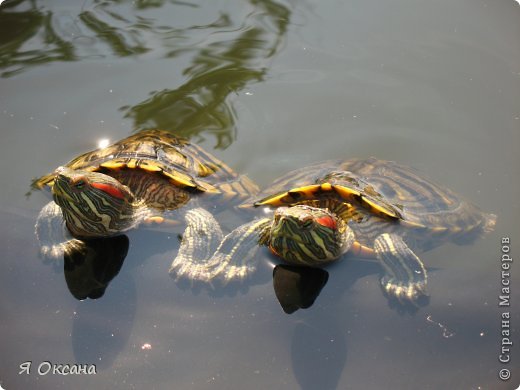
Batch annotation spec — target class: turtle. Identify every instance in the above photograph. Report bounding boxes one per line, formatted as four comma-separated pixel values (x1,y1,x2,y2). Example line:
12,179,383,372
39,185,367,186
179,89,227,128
34,129,259,272
174,157,496,302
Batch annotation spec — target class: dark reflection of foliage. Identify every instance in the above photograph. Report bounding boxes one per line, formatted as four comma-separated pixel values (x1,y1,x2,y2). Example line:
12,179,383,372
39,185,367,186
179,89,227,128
122,0,290,148
0,0,233,77
0,0,76,77
134,0,198,10
0,0,290,147
78,10,149,57
122,29,268,148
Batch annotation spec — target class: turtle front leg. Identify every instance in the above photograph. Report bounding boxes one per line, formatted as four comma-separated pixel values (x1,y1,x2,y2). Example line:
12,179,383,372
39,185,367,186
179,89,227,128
169,214,271,285
35,201,85,260
206,218,272,284
169,208,224,283
374,233,427,302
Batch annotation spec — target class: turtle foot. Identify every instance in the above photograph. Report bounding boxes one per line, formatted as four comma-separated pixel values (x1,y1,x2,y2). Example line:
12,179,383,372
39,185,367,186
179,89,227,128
169,252,256,287
381,275,428,304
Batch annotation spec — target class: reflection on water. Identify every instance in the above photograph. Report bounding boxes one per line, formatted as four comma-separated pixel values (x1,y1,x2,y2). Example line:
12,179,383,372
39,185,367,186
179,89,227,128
71,270,136,369
64,235,129,300
65,235,135,368
291,321,346,390
120,0,289,147
61,234,333,314
1,0,290,147
273,265,329,314
0,0,76,78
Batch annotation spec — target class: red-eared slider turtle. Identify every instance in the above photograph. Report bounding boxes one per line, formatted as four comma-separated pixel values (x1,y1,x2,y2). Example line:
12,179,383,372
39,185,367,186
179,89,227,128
175,158,496,302
34,130,258,268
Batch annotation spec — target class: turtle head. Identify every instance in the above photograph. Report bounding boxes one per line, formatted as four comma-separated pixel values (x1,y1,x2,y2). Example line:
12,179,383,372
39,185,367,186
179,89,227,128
52,166,137,238
269,205,354,265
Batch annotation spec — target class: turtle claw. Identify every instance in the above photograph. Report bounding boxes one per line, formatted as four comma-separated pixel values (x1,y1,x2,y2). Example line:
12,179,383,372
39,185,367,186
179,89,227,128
36,201,85,262
39,239,85,261
218,263,256,285
169,261,217,286
169,255,254,289
381,275,428,305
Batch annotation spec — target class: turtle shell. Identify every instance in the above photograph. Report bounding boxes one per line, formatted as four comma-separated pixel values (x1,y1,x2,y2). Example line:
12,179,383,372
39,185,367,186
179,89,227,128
34,130,258,209
251,157,496,250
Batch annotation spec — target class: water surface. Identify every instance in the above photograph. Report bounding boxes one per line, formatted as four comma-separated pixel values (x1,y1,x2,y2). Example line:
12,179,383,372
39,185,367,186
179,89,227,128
1,0,519,389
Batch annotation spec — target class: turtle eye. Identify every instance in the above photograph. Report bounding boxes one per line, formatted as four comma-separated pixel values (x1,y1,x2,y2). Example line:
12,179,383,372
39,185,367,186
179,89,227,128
73,179,87,190
301,218,313,229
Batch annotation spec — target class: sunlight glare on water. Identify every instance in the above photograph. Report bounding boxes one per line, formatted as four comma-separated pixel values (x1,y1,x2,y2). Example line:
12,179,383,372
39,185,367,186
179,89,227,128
97,138,110,149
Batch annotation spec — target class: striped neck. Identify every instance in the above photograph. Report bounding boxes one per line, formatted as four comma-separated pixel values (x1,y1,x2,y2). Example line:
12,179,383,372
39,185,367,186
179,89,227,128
52,167,149,238
268,204,353,266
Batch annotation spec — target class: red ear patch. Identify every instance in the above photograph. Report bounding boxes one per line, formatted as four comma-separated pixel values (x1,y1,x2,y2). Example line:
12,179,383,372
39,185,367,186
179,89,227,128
315,215,337,230
91,182,126,200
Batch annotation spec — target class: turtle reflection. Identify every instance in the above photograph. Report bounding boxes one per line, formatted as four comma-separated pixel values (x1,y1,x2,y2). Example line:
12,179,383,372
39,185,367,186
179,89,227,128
64,235,129,300
273,265,329,314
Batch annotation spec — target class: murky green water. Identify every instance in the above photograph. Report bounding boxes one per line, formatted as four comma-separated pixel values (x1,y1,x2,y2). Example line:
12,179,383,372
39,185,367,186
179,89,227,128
1,0,519,389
